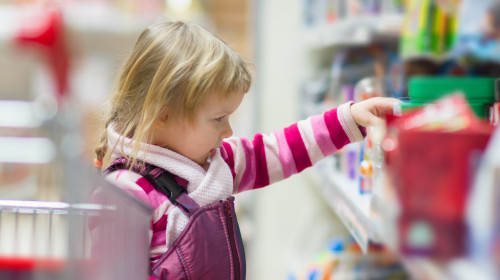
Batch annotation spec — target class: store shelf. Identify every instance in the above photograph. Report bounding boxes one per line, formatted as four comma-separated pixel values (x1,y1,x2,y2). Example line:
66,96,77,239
314,155,377,253
448,259,497,280
303,14,403,49
401,258,450,280
314,154,493,280
401,257,497,280
370,191,398,249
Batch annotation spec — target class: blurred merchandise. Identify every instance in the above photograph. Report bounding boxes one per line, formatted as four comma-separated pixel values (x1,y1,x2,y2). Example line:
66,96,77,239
453,0,500,62
400,76,497,119
303,0,404,27
302,0,403,48
399,93,483,131
354,77,385,101
300,41,402,255
289,236,409,280
400,0,459,59
328,45,399,105
299,0,500,279
326,47,398,194
385,94,494,260
354,77,386,195
466,125,500,279
491,102,500,125
400,0,500,79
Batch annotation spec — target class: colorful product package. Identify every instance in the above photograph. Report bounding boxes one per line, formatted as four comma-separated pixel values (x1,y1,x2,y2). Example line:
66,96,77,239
384,94,494,259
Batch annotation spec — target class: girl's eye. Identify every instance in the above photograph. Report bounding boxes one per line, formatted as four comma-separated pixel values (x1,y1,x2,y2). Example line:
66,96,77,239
215,115,225,122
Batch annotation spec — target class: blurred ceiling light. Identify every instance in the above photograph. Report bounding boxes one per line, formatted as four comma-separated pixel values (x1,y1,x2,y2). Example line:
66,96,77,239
0,100,57,128
0,101,39,128
166,0,193,14
0,137,56,164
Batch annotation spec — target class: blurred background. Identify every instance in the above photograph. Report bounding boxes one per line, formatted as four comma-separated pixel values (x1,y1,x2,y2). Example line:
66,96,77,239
0,0,500,279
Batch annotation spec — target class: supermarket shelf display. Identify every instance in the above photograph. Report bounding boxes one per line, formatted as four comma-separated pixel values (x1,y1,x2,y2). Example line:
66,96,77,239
299,0,500,279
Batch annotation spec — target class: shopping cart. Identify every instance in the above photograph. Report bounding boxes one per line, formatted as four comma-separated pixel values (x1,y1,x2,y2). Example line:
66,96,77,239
0,5,153,280
0,177,153,280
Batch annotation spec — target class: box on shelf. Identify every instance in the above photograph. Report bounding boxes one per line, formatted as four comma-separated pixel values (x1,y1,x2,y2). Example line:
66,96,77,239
395,128,492,259
385,94,495,260
400,77,498,119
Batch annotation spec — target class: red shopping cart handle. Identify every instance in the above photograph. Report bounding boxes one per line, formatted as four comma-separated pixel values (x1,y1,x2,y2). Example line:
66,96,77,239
0,256,64,271
15,6,69,99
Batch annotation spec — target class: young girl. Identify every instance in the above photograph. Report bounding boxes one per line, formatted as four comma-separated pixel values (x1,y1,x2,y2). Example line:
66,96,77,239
94,20,398,279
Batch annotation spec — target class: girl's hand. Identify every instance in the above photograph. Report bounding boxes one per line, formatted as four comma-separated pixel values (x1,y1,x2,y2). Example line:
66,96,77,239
350,97,401,127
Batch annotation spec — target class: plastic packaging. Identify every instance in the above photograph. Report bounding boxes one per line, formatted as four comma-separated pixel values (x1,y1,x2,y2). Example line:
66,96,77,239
466,125,500,279
385,94,494,260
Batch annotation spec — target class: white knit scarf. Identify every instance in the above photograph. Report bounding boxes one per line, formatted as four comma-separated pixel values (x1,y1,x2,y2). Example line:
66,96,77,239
107,126,234,248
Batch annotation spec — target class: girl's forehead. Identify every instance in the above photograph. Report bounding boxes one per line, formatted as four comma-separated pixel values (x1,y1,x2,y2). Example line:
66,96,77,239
200,91,244,115
200,96,229,114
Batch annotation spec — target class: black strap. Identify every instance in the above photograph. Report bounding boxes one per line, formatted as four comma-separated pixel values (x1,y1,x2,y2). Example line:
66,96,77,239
105,159,187,206
142,165,187,206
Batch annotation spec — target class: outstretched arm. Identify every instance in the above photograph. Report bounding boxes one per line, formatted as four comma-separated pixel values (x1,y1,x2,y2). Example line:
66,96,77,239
222,102,363,193
221,97,399,194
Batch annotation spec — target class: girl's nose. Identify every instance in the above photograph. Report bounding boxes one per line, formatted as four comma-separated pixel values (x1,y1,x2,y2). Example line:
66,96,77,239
221,121,233,139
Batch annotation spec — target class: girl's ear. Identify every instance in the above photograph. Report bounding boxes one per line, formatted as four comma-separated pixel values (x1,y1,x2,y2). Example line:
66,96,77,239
153,113,169,130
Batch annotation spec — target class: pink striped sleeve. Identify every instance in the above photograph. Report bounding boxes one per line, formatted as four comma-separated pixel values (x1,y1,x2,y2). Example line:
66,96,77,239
221,102,365,192
229,136,269,192
297,116,327,164
221,142,237,180
321,103,365,151
336,101,366,142
324,108,351,149
237,137,256,191
150,214,168,247
310,114,338,155
284,123,312,172
252,134,270,188
273,129,298,178
262,133,285,184
105,171,150,205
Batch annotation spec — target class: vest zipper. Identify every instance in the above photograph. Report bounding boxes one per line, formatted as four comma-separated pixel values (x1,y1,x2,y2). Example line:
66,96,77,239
224,200,241,280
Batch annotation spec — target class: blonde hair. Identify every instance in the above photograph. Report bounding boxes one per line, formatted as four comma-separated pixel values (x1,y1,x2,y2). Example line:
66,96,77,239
94,20,252,168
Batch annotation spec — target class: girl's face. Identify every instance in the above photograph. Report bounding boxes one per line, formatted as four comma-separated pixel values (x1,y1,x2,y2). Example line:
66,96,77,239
152,91,245,168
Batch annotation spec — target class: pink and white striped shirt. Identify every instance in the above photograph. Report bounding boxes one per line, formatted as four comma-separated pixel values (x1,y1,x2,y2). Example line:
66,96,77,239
105,102,365,260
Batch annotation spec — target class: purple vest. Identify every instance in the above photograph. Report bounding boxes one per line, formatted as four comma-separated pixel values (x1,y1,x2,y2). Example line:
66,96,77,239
106,159,246,280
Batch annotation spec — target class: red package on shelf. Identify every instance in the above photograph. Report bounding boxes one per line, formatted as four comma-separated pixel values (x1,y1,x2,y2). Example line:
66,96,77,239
395,128,492,259
395,128,492,221
385,94,495,260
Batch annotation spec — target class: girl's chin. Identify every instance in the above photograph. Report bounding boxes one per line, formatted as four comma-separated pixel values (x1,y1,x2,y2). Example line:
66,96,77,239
194,150,215,167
